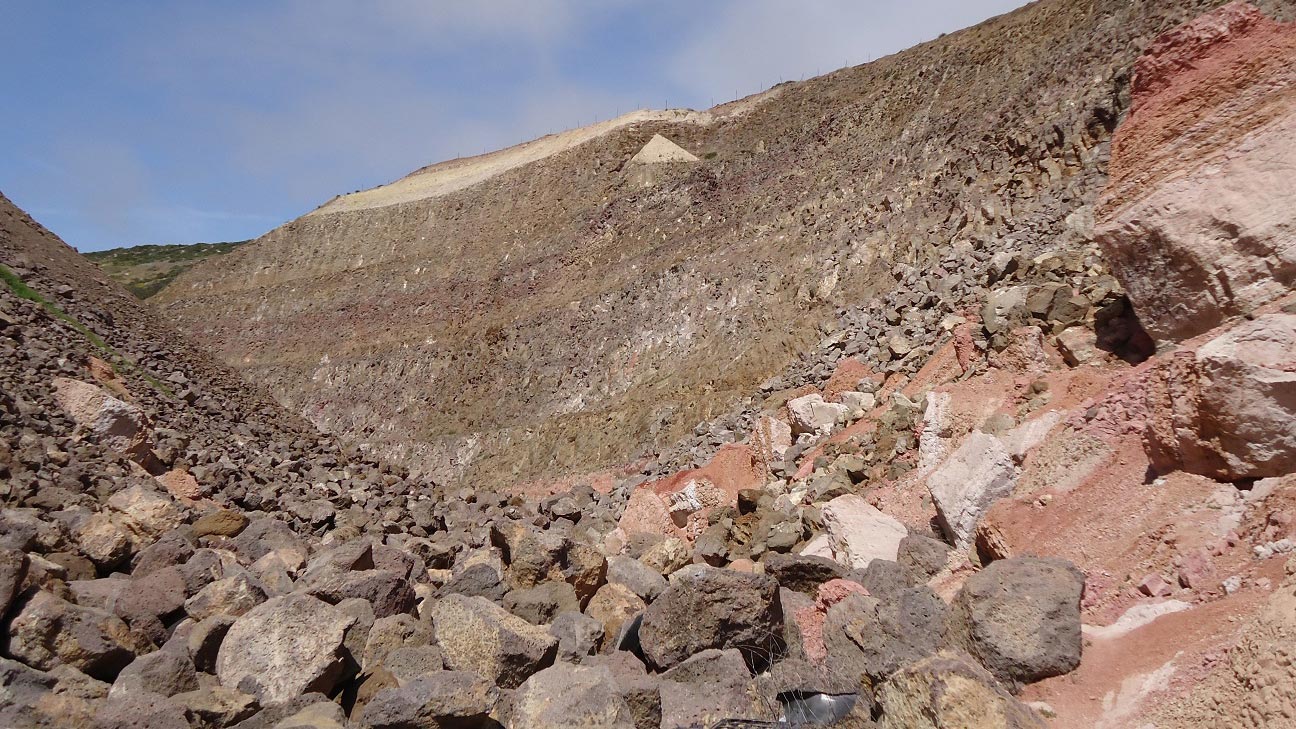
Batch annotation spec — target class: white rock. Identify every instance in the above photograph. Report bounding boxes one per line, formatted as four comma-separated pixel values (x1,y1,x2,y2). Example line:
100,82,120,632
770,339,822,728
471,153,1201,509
819,494,907,569
927,432,1019,549
786,394,849,437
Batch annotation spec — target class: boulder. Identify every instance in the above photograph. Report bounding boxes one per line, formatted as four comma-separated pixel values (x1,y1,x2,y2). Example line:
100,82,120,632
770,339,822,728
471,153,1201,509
659,648,765,729
362,614,433,674
875,652,1044,729
107,484,185,544
358,671,499,729
109,648,198,698
504,581,580,625
897,534,951,580
548,611,603,663
1144,314,1296,480
638,538,690,576
51,378,154,460
586,581,646,648
950,557,1084,685
820,494,908,569
927,432,1018,549
787,394,850,437
823,588,949,685
639,564,783,671
215,594,356,705
3,590,149,680
510,662,636,729
429,594,558,689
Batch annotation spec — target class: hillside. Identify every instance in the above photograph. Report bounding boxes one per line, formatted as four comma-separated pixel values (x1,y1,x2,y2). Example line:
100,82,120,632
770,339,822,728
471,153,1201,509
84,241,246,299
157,0,1296,489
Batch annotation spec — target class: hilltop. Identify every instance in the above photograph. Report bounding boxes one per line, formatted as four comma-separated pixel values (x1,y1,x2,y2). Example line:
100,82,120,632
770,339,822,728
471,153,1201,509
84,241,246,299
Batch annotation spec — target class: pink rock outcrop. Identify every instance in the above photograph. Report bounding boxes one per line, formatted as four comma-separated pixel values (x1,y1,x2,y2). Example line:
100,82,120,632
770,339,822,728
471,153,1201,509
1096,2,1296,342
1143,313,1296,481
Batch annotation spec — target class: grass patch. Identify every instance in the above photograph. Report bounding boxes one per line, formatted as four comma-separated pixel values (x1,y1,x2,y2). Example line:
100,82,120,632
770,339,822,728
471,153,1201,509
0,263,174,398
85,240,246,299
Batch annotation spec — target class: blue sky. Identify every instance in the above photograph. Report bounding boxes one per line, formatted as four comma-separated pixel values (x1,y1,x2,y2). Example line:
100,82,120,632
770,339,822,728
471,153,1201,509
0,1,1026,252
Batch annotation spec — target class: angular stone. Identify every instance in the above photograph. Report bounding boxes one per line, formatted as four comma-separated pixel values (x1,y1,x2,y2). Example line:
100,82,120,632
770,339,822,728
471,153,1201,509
185,572,268,621
503,580,579,625
429,594,558,689
305,569,416,619
548,611,603,663
763,552,847,596
787,394,850,437
511,662,636,728
585,582,646,649
659,648,765,729
216,594,356,705
0,548,29,620
358,671,498,729
606,555,669,602
192,509,249,538
639,564,783,671
3,590,149,680
109,648,198,698
927,432,1018,549
173,685,260,727
820,494,908,569
823,588,949,685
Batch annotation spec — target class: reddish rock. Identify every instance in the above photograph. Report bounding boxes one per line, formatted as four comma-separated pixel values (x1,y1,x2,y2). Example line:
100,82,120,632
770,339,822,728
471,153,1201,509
822,357,875,403
1137,573,1174,598
1097,2,1296,341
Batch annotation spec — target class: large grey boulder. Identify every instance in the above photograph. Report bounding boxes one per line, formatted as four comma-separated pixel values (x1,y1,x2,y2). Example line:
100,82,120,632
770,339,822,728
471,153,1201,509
951,557,1084,686
429,594,558,689
3,590,150,680
606,555,669,602
824,588,949,685
215,594,356,705
358,671,499,729
639,565,784,671
110,648,198,698
548,611,603,663
509,663,636,728
927,431,1018,549
762,552,846,596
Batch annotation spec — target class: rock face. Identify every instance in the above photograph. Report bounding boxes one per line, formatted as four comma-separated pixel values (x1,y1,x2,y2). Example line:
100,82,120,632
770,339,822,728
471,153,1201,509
1143,313,1296,480
951,557,1085,686
639,564,784,671
215,594,356,704
155,0,1168,489
1096,1,1296,342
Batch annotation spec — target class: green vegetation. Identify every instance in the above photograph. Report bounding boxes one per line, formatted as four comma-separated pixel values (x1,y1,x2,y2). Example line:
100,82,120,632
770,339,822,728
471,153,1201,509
0,263,172,397
85,240,246,299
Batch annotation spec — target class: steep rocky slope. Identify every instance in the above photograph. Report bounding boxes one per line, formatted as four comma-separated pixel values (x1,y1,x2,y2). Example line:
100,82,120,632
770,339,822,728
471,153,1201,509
159,0,1294,488
2,2,1296,728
